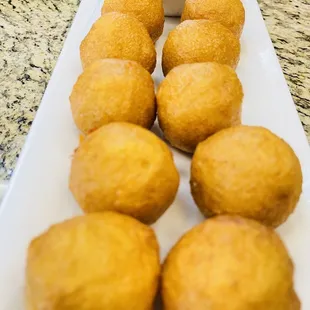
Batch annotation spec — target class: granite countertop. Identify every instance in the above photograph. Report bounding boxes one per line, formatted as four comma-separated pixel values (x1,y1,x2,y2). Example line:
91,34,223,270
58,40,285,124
0,0,309,181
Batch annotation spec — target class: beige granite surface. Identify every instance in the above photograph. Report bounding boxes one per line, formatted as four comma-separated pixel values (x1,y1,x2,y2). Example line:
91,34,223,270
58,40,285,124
258,0,310,137
0,0,309,181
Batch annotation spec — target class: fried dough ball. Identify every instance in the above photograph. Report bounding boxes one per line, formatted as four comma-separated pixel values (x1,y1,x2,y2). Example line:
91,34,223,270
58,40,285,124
70,122,180,224
181,0,245,38
162,20,240,75
157,62,243,153
162,215,300,310
70,59,156,134
80,12,156,73
101,0,164,41
26,212,160,310
190,126,302,227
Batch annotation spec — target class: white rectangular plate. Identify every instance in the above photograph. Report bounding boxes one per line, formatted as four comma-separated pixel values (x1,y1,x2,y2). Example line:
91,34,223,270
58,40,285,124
1,0,310,309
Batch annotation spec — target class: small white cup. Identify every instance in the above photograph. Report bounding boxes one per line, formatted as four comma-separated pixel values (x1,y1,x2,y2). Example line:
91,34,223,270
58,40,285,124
163,0,185,16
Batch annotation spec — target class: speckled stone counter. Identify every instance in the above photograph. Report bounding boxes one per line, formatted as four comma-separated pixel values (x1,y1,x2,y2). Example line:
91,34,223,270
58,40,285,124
0,0,79,180
258,0,310,139
0,0,309,181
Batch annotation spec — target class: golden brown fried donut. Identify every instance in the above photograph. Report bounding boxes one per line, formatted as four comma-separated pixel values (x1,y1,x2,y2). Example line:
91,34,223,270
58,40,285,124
162,20,240,75
26,212,160,310
80,12,156,73
70,122,180,224
162,215,300,310
181,0,245,38
157,62,243,153
101,0,164,41
70,59,156,134
190,125,302,227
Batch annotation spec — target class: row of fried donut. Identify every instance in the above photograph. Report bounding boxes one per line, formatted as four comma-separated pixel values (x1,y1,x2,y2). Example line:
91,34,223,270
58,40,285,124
69,61,302,229
26,212,299,309
81,0,242,75
25,0,302,309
